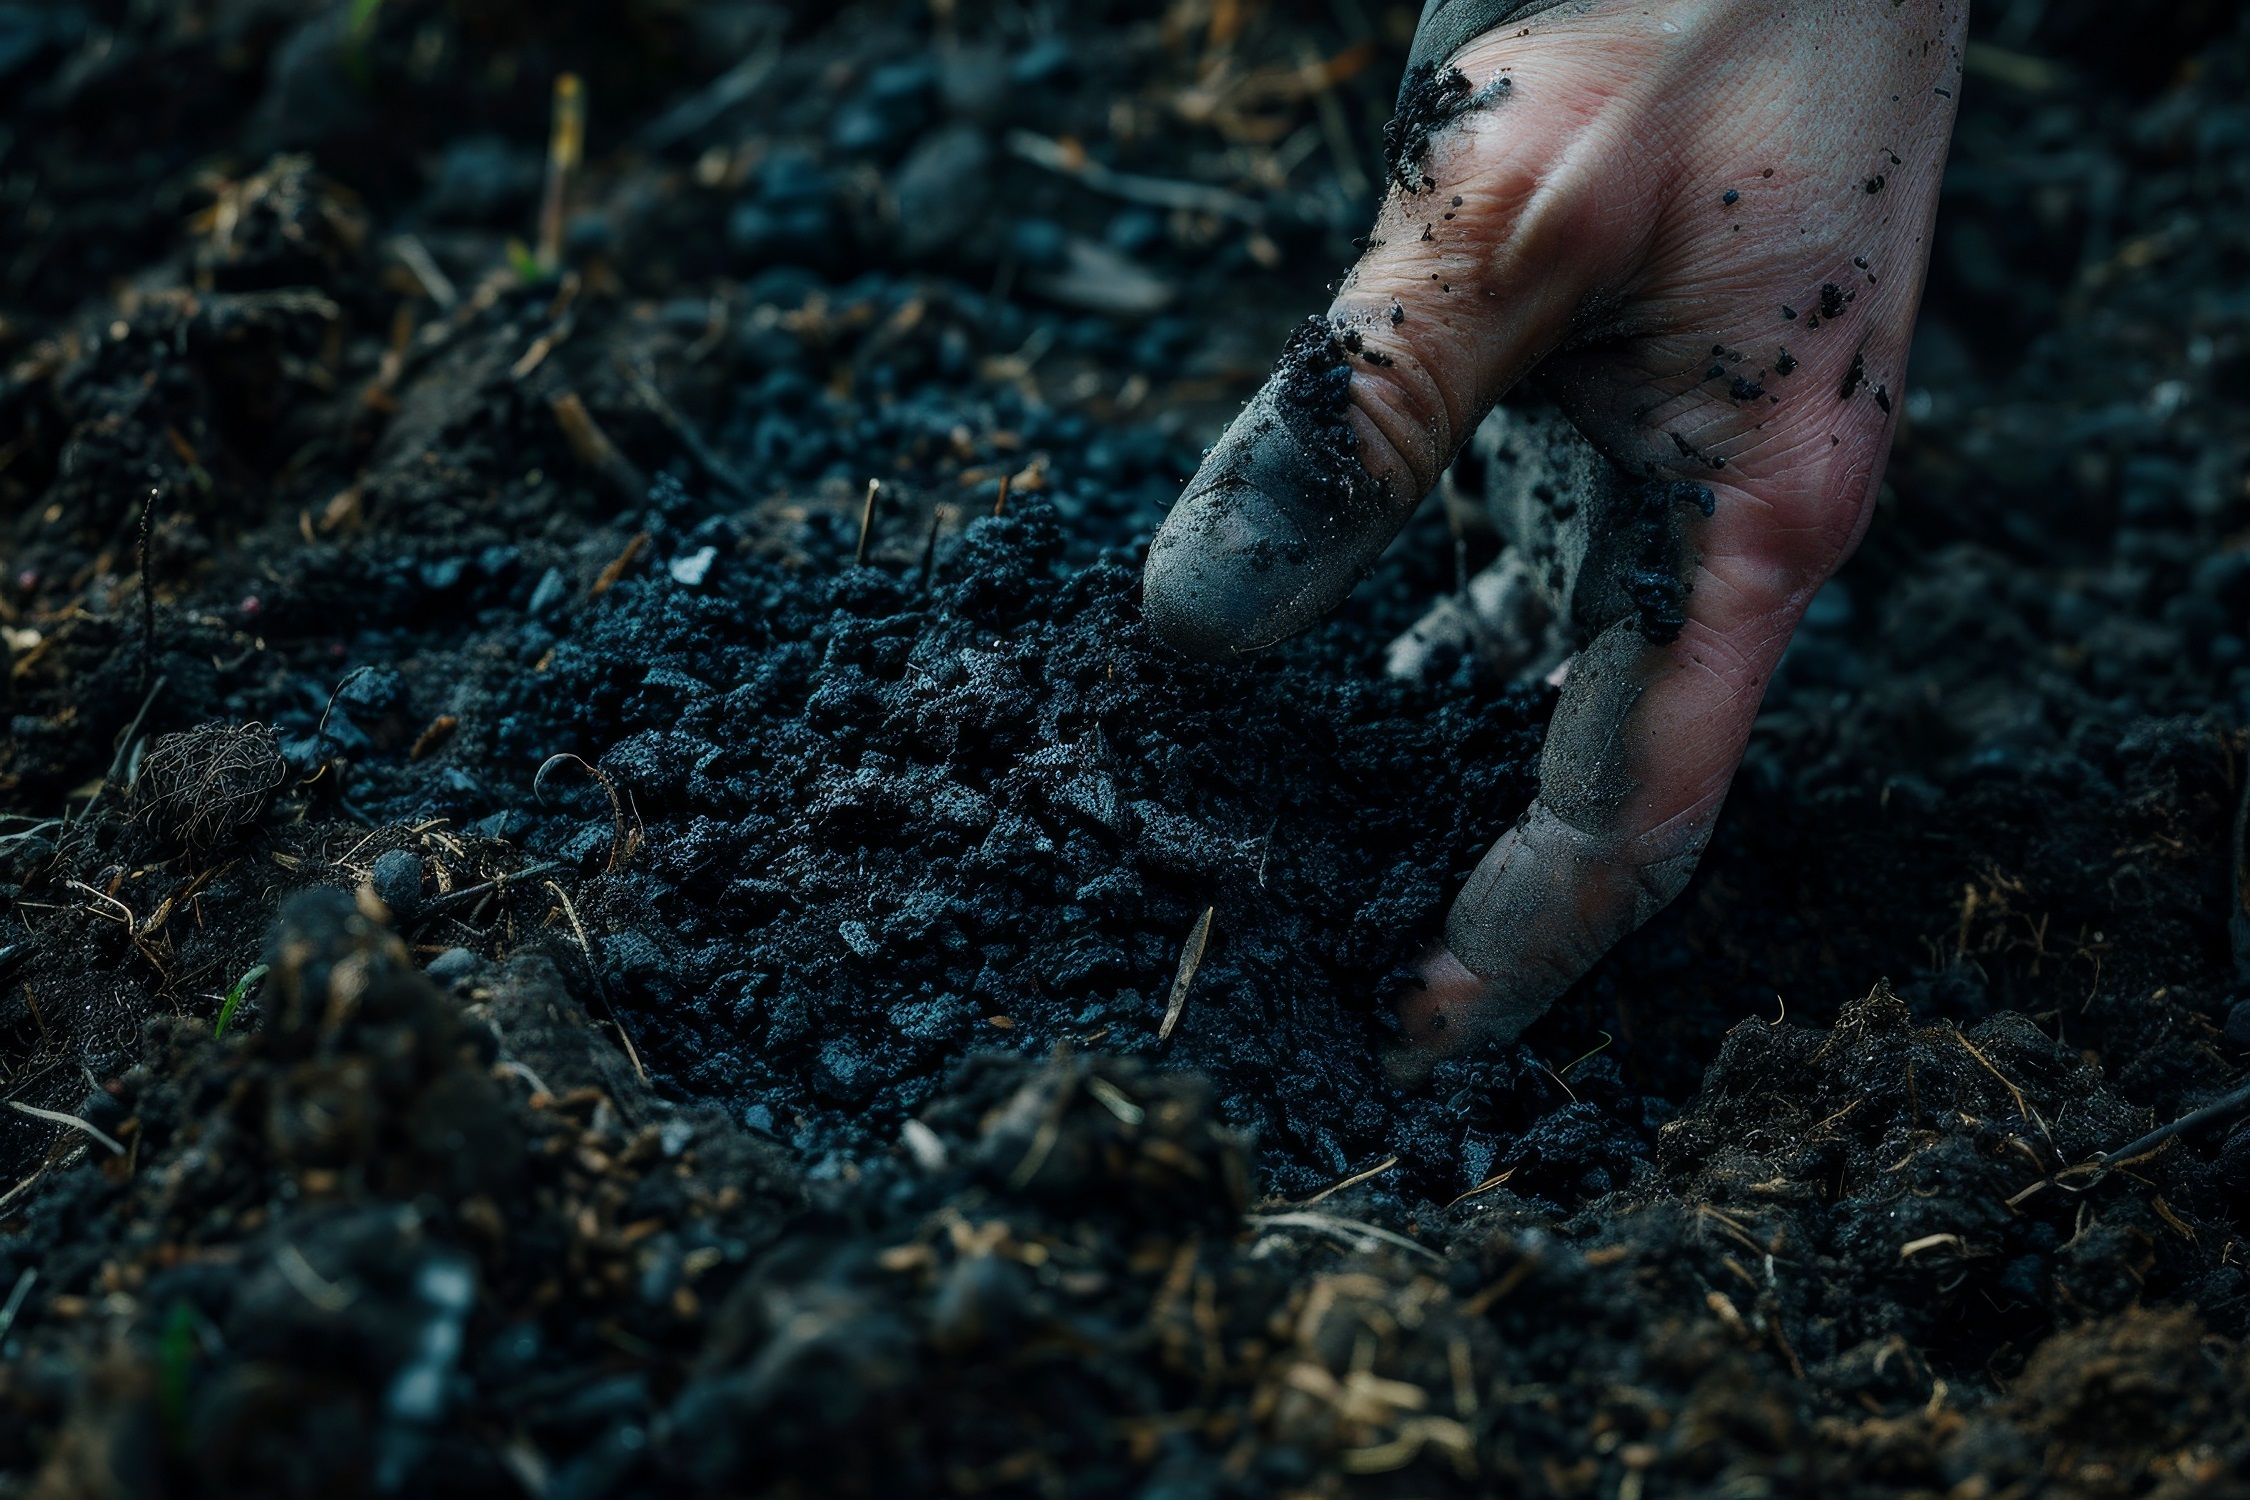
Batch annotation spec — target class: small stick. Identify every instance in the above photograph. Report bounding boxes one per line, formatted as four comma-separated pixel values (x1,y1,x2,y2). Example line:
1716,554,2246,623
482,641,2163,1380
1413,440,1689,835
1559,1030,1614,1080
1245,1209,1443,1263
1952,1025,2054,1156
588,532,649,597
0,1168,47,1217
609,1023,648,1087
68,675,166,829
854,478,881,565
495,1059,553,1099
544,879,599,980
0,1266,35,1342
389,233,458,311
617,359,752,499
1290,1154,1400,1208
1445,1169,1517,1209
415,860,567,918
2085,1077,2250,1185
5,1098,125,1156
1008,1076,1075,1189
1534,1061,1578,1104
915,507,943,592
536,74,585,275
544,879,646,1084
549,393,648,503
138,486,158,692
992,472,1011,518
534,754,627,870
1158,905,1215,1043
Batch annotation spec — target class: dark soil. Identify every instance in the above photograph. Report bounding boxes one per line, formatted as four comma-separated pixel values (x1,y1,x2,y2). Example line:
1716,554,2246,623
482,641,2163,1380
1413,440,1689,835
4,1,2250,1496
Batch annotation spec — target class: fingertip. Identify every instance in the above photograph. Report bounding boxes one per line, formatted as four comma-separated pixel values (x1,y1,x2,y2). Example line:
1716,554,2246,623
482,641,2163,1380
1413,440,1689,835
1142,376,1405,658
1395,944,1493,1052
1141,473,1314,661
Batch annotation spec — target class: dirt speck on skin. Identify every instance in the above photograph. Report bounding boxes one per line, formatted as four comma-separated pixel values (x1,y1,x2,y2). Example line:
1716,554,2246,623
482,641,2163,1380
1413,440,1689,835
1383,61,1477,191
1268,316,1385,516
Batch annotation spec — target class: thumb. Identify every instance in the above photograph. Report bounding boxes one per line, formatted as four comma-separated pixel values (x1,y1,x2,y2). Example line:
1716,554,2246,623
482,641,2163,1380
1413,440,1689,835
1142,27,1650,659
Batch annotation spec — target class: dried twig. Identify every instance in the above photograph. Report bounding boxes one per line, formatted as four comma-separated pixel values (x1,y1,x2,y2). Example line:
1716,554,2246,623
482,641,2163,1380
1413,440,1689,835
1008,1072,1077,1189
536,73,585,274
6,1098,125,1155
1289,1154,1399,1208
0,1266,35,1342
639,25,783,150
0,1167,47,1217
2082,1077,2250,1185
137,485,158,691
534,755,628,872
416,860,566,918
389,233,458,310
1953,1027,2030,1125
1006,129,1265,224
855,478,881,566
1247,1209,1443,1263
915,506,944,592
550,392,648,503
1445,1169,1517,1209
544,878,646,1083
589,531,650,597
70,675,167,828
618,359,752,499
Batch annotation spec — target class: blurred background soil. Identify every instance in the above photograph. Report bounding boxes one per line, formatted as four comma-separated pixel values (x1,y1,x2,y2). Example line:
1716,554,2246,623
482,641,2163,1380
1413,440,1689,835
3,0,2250,1495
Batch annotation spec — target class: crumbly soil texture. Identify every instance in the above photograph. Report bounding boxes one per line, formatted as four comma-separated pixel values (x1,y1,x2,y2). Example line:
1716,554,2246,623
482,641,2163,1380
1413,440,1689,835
4,2,2250,1496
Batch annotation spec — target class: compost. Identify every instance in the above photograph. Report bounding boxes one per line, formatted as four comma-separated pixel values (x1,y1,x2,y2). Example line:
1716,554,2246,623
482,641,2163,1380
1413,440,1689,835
4,1,2250,1495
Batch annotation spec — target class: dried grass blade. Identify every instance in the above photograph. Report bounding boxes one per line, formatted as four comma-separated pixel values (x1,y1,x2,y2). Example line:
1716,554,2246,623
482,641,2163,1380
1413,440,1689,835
6,1099,125,1155
1159,906,1214,1043
1248,1209,1443,1263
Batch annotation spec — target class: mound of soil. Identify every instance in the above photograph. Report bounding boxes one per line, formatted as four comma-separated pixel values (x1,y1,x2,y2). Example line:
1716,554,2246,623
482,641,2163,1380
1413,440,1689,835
4,0,2250,1495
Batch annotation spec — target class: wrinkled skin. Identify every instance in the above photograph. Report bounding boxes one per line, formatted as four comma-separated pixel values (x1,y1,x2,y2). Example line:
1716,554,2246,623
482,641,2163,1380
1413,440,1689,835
1143,0,1968,1063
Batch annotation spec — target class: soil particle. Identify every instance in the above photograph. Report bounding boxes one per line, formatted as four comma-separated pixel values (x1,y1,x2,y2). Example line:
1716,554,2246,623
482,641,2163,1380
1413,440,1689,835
1382,62,1476,192
1613,481,1718,644
1840,348,1868,400
1821,282,1848,319
1267,316,1382,517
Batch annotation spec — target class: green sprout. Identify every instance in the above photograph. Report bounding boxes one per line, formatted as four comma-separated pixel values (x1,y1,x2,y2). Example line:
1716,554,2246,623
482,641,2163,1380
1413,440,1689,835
505,238,551,287
214,963,269,1038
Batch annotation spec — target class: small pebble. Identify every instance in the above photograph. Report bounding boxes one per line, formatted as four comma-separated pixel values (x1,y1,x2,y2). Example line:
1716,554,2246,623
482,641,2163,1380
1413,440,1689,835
426,947,478,985
670,547,717,587
370,849,425,915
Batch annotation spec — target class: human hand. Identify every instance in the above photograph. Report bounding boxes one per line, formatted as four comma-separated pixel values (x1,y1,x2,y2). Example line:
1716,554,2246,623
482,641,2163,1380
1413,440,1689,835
1142,0,1967,1061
